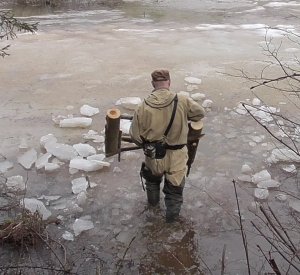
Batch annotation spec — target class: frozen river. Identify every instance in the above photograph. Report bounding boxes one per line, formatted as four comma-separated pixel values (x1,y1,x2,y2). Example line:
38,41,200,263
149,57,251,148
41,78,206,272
0,0,300,274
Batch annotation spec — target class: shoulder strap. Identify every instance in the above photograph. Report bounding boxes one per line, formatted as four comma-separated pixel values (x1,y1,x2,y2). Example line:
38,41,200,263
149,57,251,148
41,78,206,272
164,94,178,137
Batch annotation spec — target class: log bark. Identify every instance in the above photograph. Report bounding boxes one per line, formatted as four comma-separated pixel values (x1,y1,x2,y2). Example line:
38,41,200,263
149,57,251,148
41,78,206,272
105,109,121,157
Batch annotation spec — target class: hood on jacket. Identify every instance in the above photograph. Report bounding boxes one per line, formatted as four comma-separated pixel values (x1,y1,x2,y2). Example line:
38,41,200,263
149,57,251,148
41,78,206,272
144,89,176,108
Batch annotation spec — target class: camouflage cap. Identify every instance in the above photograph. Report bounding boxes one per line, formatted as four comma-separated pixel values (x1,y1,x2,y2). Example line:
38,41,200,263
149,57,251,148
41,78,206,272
151,69,170,82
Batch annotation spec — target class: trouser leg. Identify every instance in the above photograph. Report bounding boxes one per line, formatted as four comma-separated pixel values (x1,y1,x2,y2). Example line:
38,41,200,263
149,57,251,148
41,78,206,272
146,180,160,206
163,178,185,223
140,162,162,206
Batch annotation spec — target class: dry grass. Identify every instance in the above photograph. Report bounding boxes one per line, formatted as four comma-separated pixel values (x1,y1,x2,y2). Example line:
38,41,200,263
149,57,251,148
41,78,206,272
0,209,46,245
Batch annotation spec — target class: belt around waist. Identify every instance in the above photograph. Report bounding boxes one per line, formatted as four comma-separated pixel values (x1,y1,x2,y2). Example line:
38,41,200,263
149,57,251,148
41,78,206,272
165,144,186,150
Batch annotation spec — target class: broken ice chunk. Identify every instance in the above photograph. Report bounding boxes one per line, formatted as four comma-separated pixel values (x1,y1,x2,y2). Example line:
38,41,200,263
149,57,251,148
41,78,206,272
18,148,38,169
251,135,265,143
77,191,87,206
40,134,57,148
289,200,300,213
115,97,141,110
237,175,252,182
257,179,281,189
59,117,92,128
21,198,52,220
250,109,273,123
184,76,202,85
252,170,271,184
186,85,198,92
80,104,99,117
87,154,105,161
282,164,297,174
69,167,79,175
83,130,98,139
73,216,94,236
71,177,89,194
52,114,68,125
45,142,78,161
120,119,132,135
113,167,122,173
0,160,13,173
191,93,205,101
66,105,74,111
254,188,269,200
62,231,74,241
275,194,287,202
202,99,213,108
252,98,261,106
45,163,60,172
235,103,248,115
241,164,252,175
82,130,104,143
6,175,25,191
267,148,300,163
69,159,110,172
35,152,52,170
73,143,96,157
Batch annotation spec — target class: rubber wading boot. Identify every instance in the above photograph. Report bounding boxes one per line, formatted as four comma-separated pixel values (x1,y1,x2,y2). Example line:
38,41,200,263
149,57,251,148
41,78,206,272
146,181,160,206
163,179,184,223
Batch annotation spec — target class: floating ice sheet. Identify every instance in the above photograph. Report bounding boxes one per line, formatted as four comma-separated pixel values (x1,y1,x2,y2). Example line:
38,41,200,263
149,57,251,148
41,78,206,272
62,231,74,241
73,143,96,157
21,198,52,220
87,154,106,161
45,163,60,172
115,97,141,110
289,200,300,213
36,152,52,170
59,117,92,128
73,216,94,236
40,134,57,148
202,99,213,108
184,76,202,85
186,85,198,92
120,119,132,135
18,149,38,169
45,142,78,161
282,164,297,173
70,159,110,172
80,104,99,117
252,170,271,184
257,179,281,189
71,177,89,194
254,188,269,200
0,160,13,173
267,148,300,163
82,130,104,143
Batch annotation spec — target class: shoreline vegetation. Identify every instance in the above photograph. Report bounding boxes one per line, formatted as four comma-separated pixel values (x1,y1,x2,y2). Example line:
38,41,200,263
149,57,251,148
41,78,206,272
1,0,123,8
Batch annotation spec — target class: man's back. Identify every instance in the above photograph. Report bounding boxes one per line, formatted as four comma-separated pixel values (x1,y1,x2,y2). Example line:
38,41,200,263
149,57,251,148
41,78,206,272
130,88,204,146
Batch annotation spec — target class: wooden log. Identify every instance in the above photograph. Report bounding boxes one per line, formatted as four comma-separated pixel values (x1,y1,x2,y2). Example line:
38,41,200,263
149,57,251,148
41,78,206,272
188,120,203,141
187,120,204,176
105,109,121,157
120,114,133,120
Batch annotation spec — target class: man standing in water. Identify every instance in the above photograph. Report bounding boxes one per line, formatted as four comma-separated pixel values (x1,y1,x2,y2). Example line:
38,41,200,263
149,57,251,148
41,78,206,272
130,69,205,223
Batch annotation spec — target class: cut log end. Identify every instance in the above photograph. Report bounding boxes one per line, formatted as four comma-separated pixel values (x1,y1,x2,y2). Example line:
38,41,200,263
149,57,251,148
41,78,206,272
190,120,203,130
107,108,121,119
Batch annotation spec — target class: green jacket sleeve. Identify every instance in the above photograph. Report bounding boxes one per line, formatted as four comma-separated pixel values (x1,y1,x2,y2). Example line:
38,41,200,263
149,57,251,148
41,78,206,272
187,97,205,121
129,108,143,146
